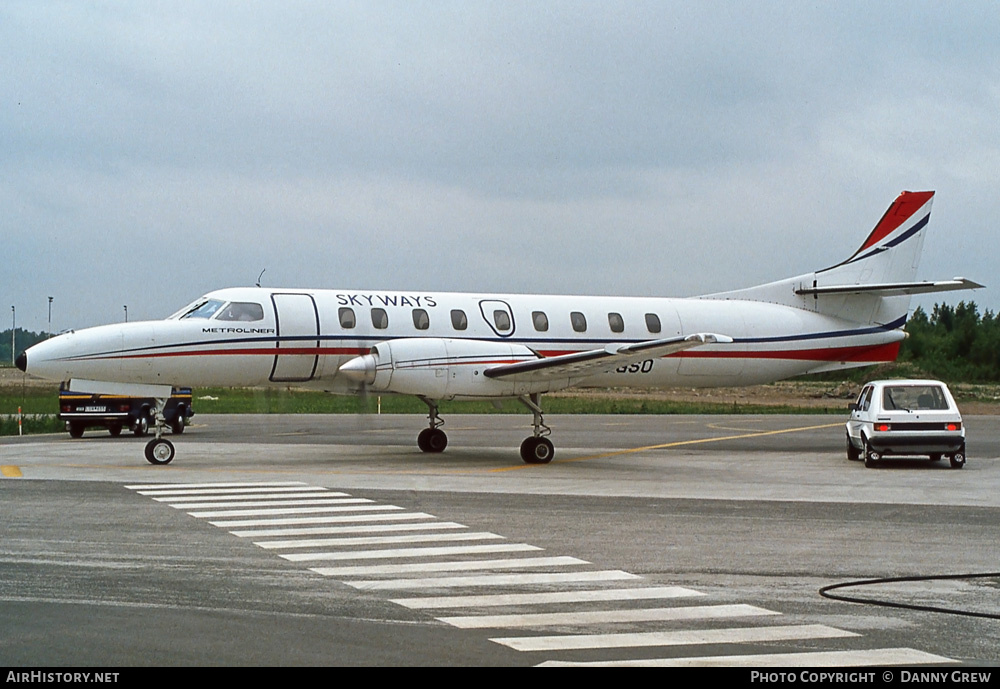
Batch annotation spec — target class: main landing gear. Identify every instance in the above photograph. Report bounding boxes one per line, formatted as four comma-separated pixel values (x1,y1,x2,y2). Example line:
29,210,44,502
414,393,555,464
143,396,176,465
417,397,448,453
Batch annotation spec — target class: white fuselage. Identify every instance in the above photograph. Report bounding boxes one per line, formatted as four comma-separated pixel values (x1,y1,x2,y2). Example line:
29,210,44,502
24,286,904,398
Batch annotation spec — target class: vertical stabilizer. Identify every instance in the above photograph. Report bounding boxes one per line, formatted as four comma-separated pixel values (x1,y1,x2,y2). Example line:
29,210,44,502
702,191,937,327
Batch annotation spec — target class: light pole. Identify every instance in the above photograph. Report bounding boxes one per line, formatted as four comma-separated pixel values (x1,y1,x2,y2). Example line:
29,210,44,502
48,297,53,327
10,305,14,366
123,305,128,323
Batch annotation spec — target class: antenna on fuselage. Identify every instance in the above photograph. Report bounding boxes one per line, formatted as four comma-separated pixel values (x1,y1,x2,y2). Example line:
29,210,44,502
256,269,266,288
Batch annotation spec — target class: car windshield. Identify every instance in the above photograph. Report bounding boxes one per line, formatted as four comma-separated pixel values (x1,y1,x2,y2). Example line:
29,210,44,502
882,385,950,411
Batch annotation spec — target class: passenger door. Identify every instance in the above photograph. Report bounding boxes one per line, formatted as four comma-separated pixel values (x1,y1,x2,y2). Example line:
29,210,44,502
269,293,320,382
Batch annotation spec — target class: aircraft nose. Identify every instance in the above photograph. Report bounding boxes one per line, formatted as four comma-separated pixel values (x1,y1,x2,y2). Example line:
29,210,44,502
15,350,27,372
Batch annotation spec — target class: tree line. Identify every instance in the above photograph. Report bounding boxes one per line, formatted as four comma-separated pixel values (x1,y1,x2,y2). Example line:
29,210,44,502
2,301,998,382
0,329,51,368
897,302,1000,382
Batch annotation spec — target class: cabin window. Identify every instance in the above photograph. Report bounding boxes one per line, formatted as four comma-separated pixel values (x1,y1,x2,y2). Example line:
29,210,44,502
532,311,549,332
608,312,624,333
451,309,468,330
412,308,429,330
570,311,587,333
338,307,356,329
371,308,388,329
645,313,661,334
493,310,511,331
217,302,264,322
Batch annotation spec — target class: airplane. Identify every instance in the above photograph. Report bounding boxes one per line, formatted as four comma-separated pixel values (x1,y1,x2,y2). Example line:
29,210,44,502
17,190,982,466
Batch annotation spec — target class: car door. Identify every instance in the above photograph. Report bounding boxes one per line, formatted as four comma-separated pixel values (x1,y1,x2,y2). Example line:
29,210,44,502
848,384,874,443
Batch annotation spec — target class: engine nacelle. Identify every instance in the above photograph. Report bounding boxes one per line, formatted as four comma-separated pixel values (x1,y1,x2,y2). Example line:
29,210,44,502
338,338,546,399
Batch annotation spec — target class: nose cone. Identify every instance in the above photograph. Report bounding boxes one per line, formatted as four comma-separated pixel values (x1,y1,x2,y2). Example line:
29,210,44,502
15,350,27,372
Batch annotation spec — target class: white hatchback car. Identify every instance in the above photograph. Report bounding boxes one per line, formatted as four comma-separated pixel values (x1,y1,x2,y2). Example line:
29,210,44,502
847,380,966,469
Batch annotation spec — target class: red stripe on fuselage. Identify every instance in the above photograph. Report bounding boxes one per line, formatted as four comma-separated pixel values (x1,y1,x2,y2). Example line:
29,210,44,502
88,341,900,365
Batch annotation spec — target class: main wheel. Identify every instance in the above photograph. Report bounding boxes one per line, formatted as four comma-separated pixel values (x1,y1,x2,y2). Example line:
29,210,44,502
520,437,555,464
417,428,447,453
144,438,175,465
864,440,880,468
171,413,185,434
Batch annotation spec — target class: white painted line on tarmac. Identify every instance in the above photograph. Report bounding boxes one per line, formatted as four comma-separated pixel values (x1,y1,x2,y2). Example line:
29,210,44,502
134,486,330,496
538,647,956,667
254,531,503,549
312,556,588,577
284,543,541,562
439,603,779,629
152,491,350,503
492,624,857,652
188,501,374,518
227,513,439,537
345,570,640,590
125,481,308,490
209,505,404,527
162,498,368,509
250,522,468,544
392,586,705,609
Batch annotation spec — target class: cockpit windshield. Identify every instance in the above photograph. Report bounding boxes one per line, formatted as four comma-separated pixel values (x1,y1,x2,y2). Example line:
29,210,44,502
168,298,265,322
170,298,226,320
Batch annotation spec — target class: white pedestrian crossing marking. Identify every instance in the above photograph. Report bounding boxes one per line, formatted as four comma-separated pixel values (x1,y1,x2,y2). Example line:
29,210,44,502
438,603,779,629
342,570,640,590
491,624,858,652
391,587,705,609
538,647,957,667
126,481,954,666
311,556,587,577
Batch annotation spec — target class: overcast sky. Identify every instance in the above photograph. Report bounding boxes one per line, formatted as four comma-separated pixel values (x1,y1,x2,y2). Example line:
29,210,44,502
3,1,997,332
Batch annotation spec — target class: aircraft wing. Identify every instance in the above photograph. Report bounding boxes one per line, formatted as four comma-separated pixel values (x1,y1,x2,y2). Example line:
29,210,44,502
795,278,984,297
484,333,732,383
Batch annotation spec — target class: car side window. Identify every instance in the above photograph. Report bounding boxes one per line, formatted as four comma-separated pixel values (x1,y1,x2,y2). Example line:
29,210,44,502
859,386,873,412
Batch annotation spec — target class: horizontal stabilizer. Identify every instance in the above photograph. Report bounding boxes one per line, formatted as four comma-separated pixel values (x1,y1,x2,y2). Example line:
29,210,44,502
485,333,731,382
795,277,984,297
69,378,174,399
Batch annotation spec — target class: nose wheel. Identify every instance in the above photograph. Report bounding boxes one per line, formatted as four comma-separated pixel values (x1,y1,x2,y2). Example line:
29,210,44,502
145,437,176,465
143,396,176,465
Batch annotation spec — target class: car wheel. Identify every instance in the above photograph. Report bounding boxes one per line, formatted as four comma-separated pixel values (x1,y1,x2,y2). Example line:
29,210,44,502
864,440,880,468
846,436,861,461
950,447,966,469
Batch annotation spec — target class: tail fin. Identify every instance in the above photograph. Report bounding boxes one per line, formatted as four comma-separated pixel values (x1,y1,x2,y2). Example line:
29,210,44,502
702,191,981,326
816,190,934,287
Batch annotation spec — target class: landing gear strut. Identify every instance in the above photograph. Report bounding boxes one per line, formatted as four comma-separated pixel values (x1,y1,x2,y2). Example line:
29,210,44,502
416,397,448,453
519,393,554,464
144,396,175,465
